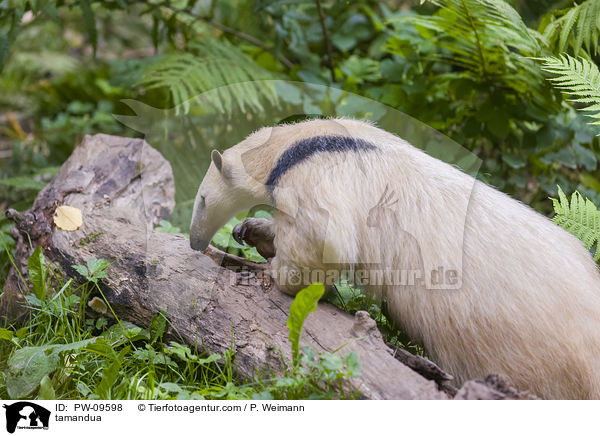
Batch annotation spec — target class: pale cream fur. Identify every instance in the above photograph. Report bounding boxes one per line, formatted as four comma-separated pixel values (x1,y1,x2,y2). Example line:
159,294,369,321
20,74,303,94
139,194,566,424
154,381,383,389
190,118,600,399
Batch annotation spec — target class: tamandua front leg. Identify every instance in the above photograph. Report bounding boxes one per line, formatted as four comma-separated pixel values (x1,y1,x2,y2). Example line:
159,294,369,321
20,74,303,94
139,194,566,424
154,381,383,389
232,218,302,296
232,217,276,259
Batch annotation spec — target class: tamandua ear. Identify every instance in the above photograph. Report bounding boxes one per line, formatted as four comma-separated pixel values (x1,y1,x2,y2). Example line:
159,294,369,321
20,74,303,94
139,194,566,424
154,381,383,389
211,150,231,178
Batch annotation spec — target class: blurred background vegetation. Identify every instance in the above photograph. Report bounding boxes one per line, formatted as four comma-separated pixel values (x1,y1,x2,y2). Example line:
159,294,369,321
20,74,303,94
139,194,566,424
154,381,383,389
2,0,600,400
1,0,600,278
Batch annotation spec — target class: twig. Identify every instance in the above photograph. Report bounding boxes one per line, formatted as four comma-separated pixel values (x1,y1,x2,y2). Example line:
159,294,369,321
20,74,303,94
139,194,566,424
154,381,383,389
5,209,23,224
315,0,336,82
205,244,269,272
387,342,454,385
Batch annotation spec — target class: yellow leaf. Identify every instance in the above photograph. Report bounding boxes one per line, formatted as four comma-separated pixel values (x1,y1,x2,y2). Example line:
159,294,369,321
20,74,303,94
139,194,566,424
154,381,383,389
54,205,83,231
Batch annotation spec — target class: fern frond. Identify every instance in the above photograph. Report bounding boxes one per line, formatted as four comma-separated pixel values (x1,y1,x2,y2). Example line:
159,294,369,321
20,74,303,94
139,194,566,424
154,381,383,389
538,54,600,127
393,0,546,97
139,39,278,114
551,186,600,261
540,0,600,56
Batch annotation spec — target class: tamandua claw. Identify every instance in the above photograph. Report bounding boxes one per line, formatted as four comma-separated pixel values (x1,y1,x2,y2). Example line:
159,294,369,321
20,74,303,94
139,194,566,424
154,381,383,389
232,222,247,245
232,218,276,259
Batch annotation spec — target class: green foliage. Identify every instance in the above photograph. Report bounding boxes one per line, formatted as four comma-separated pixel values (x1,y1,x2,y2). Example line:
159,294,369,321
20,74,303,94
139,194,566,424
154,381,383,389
330,280,425,356
155,220,182,234
0,229,17,292
2,0,600,400
407,0,543,87
0,248,360,400
139,39,278,114
27,246,48,300
381,0,600,210
2,0,599,221
551,186,600,261
148,311,167,345
248,282,363,399
73,258,110,284
539,54,600,128
268,346,361,400
38,375,56,400
286,283,325,365
539,0,600,56
95,345,130,399
6,337,99,398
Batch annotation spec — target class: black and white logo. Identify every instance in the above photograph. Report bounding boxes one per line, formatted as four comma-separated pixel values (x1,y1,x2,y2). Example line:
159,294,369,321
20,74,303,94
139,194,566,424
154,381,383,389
3,402,50,433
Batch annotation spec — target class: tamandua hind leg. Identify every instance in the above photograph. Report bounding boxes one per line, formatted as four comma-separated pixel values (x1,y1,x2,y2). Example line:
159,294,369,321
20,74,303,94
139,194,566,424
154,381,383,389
232,217,276,259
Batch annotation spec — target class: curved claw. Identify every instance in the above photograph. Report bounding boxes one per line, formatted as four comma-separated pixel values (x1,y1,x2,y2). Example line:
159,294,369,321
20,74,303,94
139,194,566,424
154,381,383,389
232,222,247,245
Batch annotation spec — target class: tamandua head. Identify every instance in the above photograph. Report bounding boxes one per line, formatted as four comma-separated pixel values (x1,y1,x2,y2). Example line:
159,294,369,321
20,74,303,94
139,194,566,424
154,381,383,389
189,148,269,252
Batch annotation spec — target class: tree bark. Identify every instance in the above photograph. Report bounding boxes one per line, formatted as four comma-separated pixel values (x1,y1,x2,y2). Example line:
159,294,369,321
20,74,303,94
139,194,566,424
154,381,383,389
1,134,533,400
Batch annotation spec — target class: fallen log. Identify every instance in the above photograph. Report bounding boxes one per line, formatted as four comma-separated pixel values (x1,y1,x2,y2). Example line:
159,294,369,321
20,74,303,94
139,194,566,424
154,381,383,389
1,134,532,399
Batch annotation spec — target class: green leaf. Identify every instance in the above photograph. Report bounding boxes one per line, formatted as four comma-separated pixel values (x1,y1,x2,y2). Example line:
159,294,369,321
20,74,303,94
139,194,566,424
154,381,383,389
320,352,343,372
339,55,381,84
332,34,356,52
72,264,89,277
539,0,600,56
345,352,362,377
286,283,325,365
241,246,266,263
102,321,149,345
149,310,167,344
6,338,98,398
95,346,130,399
197,353,222,365
28,246,48,300
338,95,387,121
502,153,526,169
211,217,241,249
83,257,110,283
166,342,193,362
83,338,115,357
0,328,13,341
538,55,600,131
87,257,109,276
133,348,173,366
551,186,600,262
159,382,182,393
15,327,28,340
275,82,303,105
574,143,597,171
155,220,181,234
542,147,577,169
37,375,56,400
76,382,91,397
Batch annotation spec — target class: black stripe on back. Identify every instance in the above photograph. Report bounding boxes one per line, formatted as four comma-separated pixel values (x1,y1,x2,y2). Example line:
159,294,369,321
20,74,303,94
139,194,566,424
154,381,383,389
266,135,377,192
